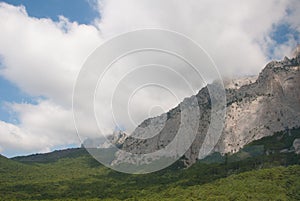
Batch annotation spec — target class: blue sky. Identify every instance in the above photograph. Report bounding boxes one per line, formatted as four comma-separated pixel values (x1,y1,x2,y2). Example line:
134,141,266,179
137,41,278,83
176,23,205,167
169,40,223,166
0,0,299,158
272,24,299,44
1,0,99,24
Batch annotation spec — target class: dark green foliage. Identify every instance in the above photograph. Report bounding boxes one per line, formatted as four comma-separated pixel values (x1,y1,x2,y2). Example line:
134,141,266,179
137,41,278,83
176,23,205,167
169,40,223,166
199,152,225,164
1,129,300,200
248,128,300,152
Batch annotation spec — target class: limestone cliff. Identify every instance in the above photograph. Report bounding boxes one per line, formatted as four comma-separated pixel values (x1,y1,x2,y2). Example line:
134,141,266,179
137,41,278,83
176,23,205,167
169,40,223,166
113,47,300,166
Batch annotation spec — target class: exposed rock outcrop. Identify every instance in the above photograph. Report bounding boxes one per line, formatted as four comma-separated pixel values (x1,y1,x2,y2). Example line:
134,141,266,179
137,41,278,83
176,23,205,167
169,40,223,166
217,52,300,154
113,47,300,167
82,130,128,149
293,138,300,154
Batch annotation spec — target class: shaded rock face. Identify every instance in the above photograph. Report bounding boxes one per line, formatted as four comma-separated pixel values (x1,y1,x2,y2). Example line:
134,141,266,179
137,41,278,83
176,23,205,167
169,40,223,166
113,49,300,167
293,45,300,64
293,139,300,154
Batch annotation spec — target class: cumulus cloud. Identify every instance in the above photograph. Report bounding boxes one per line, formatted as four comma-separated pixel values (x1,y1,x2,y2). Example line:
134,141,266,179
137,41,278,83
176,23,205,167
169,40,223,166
0,101,78,154
0,0,299,156
97,0,299,76
0,3,102,107
0,3,101,155
267,0,300,59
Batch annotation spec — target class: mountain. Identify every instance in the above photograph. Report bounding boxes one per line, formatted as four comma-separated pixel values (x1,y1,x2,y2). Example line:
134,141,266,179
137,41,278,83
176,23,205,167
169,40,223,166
216,49,300,154
1,48,300,200
113,46,300,167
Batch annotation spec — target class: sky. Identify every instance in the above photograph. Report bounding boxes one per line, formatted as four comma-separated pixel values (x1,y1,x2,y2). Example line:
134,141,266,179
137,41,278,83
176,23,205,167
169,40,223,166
0,0,299,157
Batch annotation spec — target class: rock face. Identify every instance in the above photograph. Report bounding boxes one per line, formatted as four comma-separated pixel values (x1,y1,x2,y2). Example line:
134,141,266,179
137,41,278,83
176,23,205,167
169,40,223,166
223,75,258,90
113,48,300,167
293,138,300,154
109,130,128,148
216,51,300,155
82,130,128,149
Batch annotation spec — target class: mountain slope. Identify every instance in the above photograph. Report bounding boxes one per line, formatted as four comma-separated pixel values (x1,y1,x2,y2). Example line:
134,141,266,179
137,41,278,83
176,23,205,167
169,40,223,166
1,129,300,200
0,153,25,170
113,48,300,166
154,165,300,201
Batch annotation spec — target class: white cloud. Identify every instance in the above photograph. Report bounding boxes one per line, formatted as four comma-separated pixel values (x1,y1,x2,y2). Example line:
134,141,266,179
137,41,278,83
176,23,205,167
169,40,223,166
97,0,299,76
0,3,102,107
0,3,101,155
285,0,300,33
267,0,300,59
0,1,299,156
0,100,81,156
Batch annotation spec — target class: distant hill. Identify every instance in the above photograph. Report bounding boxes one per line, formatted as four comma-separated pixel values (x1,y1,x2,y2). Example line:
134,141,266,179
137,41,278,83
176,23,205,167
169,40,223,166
0,152,23,169
12,148,89,163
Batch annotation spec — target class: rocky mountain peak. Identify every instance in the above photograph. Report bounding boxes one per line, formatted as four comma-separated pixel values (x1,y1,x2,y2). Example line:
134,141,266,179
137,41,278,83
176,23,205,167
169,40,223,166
110,130,128,147
293,44,300,63
293,44,300,57
81,130,128,149
112,49,300,167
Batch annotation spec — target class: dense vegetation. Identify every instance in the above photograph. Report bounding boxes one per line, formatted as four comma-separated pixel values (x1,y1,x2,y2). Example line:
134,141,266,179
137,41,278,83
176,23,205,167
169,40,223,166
0,128,300,200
